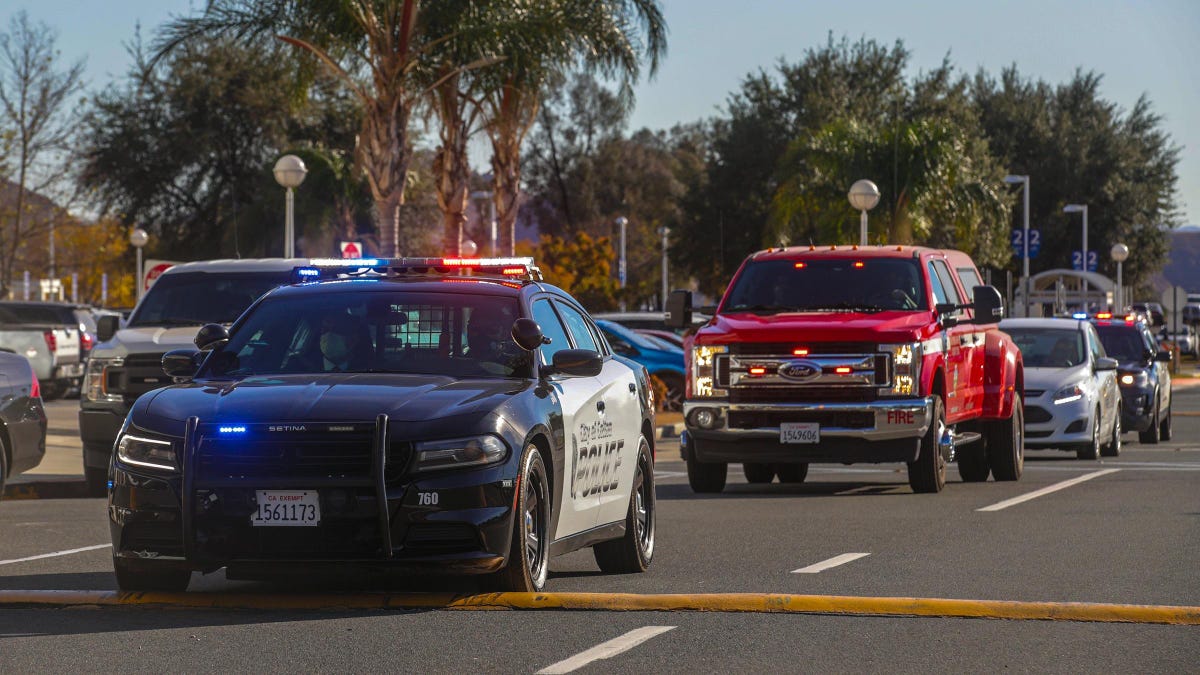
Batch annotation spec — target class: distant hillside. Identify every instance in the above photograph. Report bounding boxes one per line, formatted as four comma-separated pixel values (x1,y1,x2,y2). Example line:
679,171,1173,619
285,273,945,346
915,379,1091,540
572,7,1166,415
1157,228,1200,293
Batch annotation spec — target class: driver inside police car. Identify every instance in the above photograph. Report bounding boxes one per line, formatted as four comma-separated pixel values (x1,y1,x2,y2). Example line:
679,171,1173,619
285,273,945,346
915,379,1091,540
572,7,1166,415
318,313,367,371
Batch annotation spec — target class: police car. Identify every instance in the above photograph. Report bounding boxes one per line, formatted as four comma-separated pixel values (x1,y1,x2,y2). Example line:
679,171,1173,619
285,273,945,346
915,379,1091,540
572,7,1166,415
108,258,657,592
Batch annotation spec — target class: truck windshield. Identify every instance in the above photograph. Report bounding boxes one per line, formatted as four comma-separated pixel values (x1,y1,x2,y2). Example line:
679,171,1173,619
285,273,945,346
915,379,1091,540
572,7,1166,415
128,272,291,327
202,289,532,379
1004,328,1087,368
722,258,928,314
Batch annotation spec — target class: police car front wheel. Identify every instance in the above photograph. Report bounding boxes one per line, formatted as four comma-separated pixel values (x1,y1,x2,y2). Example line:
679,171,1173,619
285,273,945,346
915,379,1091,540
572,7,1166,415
492,444,550,592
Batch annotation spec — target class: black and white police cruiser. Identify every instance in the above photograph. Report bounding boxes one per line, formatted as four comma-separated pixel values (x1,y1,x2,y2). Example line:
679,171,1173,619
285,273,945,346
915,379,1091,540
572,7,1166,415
108,257,656,592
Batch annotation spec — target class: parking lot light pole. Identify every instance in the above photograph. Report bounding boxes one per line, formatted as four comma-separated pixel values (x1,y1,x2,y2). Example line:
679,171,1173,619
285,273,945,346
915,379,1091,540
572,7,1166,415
1064,204,1088,309
1004,175,1030,316
273,155,308,258
659,226,670,311
848,180,881,246
130,228,148,301
1111,243,1129,311
616,217,628,311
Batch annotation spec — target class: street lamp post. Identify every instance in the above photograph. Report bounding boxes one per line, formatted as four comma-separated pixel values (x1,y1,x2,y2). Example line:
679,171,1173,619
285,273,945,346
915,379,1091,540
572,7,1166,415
130,228,149,301
1111,243,1129,311
470,191,497,257
1064,204,1089,310
848,180,881,246
615,217,628,311
273,155,308,258
1004,175,1030,316
659,226,670,311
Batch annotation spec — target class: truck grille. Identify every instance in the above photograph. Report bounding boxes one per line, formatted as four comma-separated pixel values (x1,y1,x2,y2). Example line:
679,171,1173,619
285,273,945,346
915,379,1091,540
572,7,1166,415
195,423,411,483
107,352,173,398
716,349,889,391
728,410,874,429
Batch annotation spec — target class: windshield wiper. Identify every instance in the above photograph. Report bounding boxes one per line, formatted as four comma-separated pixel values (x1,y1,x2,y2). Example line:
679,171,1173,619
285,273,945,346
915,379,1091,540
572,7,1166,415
726,304,804,314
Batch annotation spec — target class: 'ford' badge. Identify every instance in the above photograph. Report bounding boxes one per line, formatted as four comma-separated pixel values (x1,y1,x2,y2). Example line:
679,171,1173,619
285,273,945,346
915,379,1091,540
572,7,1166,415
778,360,821,381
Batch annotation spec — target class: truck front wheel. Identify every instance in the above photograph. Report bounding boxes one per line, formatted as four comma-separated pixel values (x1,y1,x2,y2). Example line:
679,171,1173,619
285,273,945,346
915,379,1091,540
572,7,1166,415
742,463,775,484
687,457,727,493
908,395,946,493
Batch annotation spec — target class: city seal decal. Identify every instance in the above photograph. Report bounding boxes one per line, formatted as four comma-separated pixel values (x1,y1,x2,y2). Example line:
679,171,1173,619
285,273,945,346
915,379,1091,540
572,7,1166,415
778,360,821,382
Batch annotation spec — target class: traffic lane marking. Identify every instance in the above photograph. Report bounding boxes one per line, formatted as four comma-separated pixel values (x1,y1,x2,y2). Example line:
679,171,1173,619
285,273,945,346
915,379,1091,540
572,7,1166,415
536,625,676,674
791,553,870,574
0,591,1196,624
0,544,112,567
977,469,1120,512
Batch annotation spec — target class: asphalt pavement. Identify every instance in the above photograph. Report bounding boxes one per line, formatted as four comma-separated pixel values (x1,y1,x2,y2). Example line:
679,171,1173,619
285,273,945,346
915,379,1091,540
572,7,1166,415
1,392,1198,672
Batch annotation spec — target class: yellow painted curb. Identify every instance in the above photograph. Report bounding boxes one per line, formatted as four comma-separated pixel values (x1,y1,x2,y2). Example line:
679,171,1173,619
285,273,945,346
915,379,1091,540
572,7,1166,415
0,591,1197,625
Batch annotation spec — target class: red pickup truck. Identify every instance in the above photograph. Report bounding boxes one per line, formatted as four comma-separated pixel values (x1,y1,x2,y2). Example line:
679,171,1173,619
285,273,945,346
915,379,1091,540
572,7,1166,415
666,245,1024,494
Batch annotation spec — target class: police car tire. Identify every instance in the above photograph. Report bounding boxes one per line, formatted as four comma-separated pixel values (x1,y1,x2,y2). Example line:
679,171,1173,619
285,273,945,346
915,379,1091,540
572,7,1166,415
686,457,727,494
1139,397,1161,444
742,463,775,484
494,445,550,592
113,557,191,592
593,438,655,574
908,395,946,493
774,463,808,484
1076,409,1102,460
987,395,1024,481
1160,402,1172,441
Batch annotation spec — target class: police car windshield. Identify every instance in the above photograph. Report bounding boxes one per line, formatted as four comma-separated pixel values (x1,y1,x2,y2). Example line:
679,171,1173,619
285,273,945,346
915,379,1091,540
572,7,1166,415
1094,324,1151,362
723,258,928,314
128,272,291,327
1005,328,1087,368
203,289,532,379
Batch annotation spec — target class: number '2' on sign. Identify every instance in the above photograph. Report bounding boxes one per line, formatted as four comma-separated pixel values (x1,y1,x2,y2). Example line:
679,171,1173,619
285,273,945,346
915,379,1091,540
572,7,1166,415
1072,250,1097,272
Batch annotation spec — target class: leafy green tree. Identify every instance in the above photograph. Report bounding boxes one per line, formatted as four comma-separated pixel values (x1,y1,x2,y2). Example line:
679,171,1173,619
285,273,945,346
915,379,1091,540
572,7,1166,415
519,232,619,311
972,67,1180,297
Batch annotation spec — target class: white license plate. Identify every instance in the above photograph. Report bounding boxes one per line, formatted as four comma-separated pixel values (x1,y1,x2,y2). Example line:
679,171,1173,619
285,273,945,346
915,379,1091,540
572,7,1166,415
780,422,820,444
57,363,85,378
250,490,321,527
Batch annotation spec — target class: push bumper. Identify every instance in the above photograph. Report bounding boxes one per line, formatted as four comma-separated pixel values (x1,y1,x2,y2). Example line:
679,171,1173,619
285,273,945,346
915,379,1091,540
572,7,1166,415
681,397,932,464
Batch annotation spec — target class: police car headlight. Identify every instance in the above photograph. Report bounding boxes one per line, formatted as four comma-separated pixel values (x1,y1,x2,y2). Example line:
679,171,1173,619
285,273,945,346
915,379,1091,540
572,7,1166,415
116,432,177,471
413,435,508,472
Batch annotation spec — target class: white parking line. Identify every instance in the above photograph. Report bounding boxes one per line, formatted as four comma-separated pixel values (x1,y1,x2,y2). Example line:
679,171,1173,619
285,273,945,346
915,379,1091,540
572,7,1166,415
0,544,112,566
536,626,676,674
791,552,871,574
977,469,1120,512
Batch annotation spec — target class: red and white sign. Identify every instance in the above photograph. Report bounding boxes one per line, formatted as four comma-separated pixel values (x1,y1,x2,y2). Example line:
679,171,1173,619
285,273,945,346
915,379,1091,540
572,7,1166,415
339,241,363,259
142,260,177,292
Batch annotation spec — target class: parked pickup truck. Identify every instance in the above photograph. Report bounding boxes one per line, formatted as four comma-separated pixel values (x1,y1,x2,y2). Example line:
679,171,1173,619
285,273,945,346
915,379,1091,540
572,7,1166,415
667,245,1025,494
0,302,84,401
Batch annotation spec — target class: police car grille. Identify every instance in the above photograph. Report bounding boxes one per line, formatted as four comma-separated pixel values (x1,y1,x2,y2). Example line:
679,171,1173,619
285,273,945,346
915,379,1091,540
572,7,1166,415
403,523,480,555
728,410,873,429
198,429,408,481
1024,406,1053,424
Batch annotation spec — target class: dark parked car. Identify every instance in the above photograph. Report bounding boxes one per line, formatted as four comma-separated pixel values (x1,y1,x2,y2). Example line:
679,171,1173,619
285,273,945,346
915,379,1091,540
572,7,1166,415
0,351,48,498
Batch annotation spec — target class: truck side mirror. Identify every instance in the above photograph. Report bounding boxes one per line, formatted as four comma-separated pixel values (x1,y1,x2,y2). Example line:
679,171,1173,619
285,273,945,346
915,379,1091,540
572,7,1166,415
194,323,230,351
972,286,1004,324
97,314,120,343
666,290,693,330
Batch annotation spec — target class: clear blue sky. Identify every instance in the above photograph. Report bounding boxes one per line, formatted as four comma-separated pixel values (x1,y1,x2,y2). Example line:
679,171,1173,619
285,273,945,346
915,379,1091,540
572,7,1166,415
8,0,1199,225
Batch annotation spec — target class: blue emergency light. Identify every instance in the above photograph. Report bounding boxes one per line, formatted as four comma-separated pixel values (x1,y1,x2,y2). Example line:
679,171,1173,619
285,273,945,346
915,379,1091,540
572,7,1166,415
218,425,247,434
1072,312,1088,320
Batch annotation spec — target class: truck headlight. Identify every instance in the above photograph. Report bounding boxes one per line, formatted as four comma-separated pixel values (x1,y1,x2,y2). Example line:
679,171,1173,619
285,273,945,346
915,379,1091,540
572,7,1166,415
116,432,177,471
413,435,508,472
881,342,921,396
691,345,727,398
85,357,123,402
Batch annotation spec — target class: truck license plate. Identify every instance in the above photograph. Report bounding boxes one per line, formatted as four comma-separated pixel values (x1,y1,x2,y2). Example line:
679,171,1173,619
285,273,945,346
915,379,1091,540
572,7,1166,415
250,490,320,527
780,423,819,444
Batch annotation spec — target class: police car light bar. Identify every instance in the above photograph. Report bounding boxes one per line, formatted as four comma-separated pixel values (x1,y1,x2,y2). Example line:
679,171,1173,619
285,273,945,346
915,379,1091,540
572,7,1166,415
293,257,542,283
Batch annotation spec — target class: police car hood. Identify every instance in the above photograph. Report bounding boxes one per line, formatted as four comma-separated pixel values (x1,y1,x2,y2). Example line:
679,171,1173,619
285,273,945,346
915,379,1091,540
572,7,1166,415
1024,364,1092,393
140,374,526,424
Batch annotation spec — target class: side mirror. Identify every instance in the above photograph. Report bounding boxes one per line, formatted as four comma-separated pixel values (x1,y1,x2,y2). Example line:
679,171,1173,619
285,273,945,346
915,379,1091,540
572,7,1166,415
972,285,1004,324
548,349,603,378
162,349,203,378
194,323,230,351
1155,350,1172,363
511,318,545,352
1095,357,1119,372
666,290,693,330
97,314,120,343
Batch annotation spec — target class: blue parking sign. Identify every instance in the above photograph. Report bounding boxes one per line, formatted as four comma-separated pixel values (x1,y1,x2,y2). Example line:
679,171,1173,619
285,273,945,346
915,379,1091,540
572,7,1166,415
1071,250,1098,272
1010,229,1040,259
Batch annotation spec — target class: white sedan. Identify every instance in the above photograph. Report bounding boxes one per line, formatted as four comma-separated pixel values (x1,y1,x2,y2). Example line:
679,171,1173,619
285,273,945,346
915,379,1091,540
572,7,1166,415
1000,318,1122,459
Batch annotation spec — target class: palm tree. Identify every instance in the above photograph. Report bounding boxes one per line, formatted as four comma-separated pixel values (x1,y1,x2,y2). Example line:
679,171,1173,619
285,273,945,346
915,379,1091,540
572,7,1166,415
478,1,667,253
158,1,497,256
